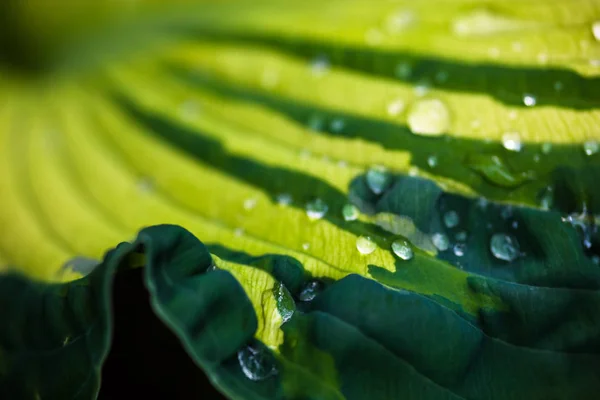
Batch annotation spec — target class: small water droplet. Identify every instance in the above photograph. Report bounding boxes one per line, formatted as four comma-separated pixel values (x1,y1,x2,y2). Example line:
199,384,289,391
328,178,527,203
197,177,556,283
414,82,430,97
427,155,438,168
511,221,519,229
302,242,310,250
387,99,406,116
330,118,345,133
455,231,468,242
533,154,541,163
342,204,359,221
137,176,154,194
356,236,377,255
453,243,466,257
395,62,412,79
298,280,323,302
502,132,522,152
490,233,520,262
392,239,414,260
273,282,295,323
443,210,460,228
243,198,257,210
523,94,536,107
366,166,392,195
238,343,278,381
407,98,450,136
234,227,245,237
307,114,325,131
431,233,450,251
541,142,552,154
539,186,554,210
435,70,449,83
276,193,292,206
583,140,599,156
306,198,328,220
592,21,600,41
500,207,513,220
310,55,330,77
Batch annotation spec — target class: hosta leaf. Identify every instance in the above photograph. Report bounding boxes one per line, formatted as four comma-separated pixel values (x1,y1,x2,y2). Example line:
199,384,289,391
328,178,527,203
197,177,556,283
1,0,600,399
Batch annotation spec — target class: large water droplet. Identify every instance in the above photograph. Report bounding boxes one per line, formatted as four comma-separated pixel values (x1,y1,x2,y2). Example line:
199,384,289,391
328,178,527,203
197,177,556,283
592,21,600,41
273,282,295,323
356,236,377,255
306,198,328,220
502,132,522,152
366,166,392,195
583,140,599,156
342,204,359,221
431,233,450,251
465,153,534,188
298,280,323,302
407,99,450,136
523,94,536,107
238,343,278,381
443,210,460,228
490,233,520,262
392,239,414,260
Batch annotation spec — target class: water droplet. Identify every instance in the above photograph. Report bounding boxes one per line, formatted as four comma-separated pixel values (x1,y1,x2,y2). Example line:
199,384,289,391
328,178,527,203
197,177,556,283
583,140,599,156
387,99,406,116
443,210,460,228
533,154,540,163
407,98,450,136
356,236,377,255
523,94,536,107
466,153,534,188
501,207,513,220
502,132,522,152
273,282,295,323
392,239,414,260
511,220,519,229
298,280,323,302
310,55,330,77
243,198,257,210
427,155,438,168
137,176,154,194
329,118,345,133
342,204,359,221
337,160,348,168
238,343,278,381
385,10,416,33
207,262,219,272
306,198,328,220
490,233,520,262
366,166,392,195
394,62,412,79
276,193,292,206
307,114,325,131
592,21,600,41
234,227,245,237
453,243,466,257
539,186,554,210
431,233,450,251
435,70,449,83
541,142,552,154
592,255,600,265
455,231,468,242
414,82,430,97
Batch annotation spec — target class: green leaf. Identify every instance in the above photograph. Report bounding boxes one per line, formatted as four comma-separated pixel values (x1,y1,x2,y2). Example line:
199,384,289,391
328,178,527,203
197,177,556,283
1,0,600,399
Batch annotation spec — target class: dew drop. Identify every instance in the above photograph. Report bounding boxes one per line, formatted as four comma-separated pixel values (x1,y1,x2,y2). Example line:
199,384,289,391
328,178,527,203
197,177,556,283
407,98,450,136
330,118,345,133
431,233,450,251
307,114,325,131
356,236,377,255
234,227,245,237
392,239,414,260
342,204,360,221
387,99,406,116
435,70,449,83
243,198,257,210
366,165,392,195
538,186,554,210
553,81,563,92
385,10,416,34
137,176,154,194
502,132,522,152
310,55,330,77
541,142,552,154
306,198,328,220
455,231,468,242
490,233,520,262
592,21,600,41
427,155,438,168
276,193,292,206
302,242,310,251
414,82,430,97
443,210,460,228
523,94,536,107
394,62,412,79
273,282,295,323
583,140,599,156
298,280,323,302
237,343,278,381
453,243,466,257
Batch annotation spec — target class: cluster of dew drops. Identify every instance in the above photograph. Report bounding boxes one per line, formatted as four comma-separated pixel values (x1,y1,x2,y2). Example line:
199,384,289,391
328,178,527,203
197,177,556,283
235,14,600,384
